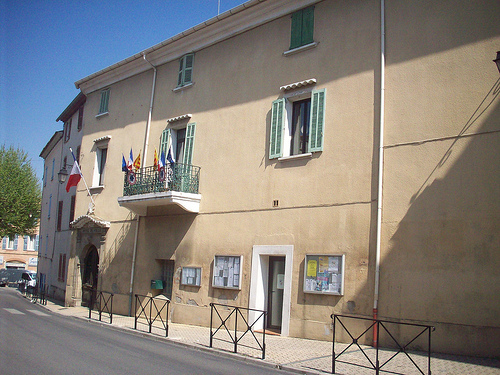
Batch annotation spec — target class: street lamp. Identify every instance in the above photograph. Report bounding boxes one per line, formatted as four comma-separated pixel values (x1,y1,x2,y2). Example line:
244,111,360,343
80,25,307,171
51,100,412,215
57,167,68,184
494,51,500,74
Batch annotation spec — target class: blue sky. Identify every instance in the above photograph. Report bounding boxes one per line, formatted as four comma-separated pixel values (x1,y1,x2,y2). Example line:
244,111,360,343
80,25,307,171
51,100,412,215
0,0,247,181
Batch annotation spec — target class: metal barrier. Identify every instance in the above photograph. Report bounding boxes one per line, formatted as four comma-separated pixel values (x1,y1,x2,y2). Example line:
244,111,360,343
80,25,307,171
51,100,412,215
209,303,267,360
89,291,114,324
331,314,435,375
134,294,169,337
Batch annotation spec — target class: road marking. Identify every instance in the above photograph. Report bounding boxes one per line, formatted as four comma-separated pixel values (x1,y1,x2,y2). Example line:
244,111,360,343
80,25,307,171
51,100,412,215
3,308,25,315
27,309,50,316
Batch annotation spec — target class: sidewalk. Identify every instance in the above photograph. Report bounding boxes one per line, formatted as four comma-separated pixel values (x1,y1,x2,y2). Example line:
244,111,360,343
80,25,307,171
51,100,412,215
37,297,500,375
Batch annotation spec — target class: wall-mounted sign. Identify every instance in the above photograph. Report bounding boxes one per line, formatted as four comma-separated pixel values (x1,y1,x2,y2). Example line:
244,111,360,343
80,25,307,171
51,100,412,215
181,267,202,286
212,255,242,290
304,254,345,295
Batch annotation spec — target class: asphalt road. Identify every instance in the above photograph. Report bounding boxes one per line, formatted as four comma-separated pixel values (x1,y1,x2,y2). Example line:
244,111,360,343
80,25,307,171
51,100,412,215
0,288,293,375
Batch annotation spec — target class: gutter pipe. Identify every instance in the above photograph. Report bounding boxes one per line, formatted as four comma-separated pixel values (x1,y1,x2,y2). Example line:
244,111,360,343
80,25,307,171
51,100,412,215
128,53,156,316
373,0,386,347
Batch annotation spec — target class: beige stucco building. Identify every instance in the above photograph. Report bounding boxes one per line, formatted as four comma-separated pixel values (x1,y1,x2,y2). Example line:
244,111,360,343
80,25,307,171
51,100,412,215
53,0,499,357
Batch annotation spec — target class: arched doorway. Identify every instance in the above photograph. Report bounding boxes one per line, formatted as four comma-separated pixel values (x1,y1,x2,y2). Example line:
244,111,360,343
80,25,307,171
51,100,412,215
82,246,99,307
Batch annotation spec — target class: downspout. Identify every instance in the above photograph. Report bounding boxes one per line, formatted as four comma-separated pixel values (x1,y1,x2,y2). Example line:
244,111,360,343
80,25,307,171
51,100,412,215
373,0,386,347
128,215,140,316
142,53,157,167
129,54,156,316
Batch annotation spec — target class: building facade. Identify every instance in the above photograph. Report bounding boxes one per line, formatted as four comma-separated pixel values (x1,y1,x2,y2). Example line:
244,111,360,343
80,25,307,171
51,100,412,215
56,0,498,357
1,229,39,272
39,93,85,300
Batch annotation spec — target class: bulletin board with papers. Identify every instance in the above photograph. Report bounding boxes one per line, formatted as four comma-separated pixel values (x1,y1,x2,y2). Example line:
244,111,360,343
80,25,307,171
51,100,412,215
212,256,242,290
303,255,345,295
181,267,201,286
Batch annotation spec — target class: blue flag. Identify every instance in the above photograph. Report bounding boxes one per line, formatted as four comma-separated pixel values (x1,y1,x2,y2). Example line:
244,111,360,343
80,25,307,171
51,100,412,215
122,154,128,172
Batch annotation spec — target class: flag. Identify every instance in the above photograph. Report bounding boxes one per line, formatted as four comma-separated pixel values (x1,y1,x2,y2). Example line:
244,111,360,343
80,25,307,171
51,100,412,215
122,154,128,172
166,134,175,164
133,152,141,169
66,161,81,192
128,149,133,171
153,148,159,170
159,151,165,169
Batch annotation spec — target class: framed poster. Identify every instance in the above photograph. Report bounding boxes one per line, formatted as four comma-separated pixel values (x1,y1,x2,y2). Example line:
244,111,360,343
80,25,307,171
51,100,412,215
181,267,202,286
212,255,242,290
303,254,345,295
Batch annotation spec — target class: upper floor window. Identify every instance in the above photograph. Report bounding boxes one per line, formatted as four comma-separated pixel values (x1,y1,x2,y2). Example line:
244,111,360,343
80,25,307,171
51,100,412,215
289,6,315,50
77,105,84,131
269,88,325,160
98,88,110,115
93,146,108,187
2,237,14,250
177,53,194,88
160,122,196,166
51,158,55,180
70,195,76,223
13,235,18,250
64,118,72,142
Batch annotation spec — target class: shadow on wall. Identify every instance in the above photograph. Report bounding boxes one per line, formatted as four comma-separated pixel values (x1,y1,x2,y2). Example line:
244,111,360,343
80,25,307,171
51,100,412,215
378,78,500,357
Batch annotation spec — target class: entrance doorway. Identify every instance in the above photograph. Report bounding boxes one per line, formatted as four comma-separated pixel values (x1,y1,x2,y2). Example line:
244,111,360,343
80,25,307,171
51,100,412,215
267,256,285,331
82,246,99,307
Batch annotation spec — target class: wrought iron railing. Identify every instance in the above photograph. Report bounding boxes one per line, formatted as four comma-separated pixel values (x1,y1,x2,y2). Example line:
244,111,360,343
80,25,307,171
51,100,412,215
331,314,435,375
123,163,200,196
88,290,114,324
134,294,170,337
210,303,267,360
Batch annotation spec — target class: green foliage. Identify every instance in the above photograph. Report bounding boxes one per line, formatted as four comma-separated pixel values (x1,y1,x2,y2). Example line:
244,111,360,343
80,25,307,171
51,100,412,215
0,145,41,238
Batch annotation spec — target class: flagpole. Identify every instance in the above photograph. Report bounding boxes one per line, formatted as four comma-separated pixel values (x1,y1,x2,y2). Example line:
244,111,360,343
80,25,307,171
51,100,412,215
69,147,95,213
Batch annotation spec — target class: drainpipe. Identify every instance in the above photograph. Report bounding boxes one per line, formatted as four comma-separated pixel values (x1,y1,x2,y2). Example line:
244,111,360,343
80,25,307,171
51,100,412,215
142,53,157,167
373,0,386,348
129,215,140,316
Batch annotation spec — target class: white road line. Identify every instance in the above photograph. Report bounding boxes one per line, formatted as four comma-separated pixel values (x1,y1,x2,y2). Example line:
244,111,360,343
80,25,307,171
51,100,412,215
3,308,25,315
27,309,50,316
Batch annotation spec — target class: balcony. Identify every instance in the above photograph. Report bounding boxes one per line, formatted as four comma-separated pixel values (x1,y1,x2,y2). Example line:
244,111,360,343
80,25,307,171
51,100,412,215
117,163,201,215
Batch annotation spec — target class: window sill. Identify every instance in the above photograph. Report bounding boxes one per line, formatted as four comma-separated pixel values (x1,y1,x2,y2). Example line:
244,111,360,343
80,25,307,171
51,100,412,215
283,42,318,57
89,186,104,194
95,112,109,119
278,153,312,162
173,82,194,92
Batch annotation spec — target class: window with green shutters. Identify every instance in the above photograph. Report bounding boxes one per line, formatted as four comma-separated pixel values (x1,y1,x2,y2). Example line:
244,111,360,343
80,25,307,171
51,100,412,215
290,6,314,50
98,88,110,114
159,123,196,165
177,53,194,87
269,88,326,160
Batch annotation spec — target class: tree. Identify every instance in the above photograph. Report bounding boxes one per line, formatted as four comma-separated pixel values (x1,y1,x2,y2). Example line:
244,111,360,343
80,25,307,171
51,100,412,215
0,145,41,238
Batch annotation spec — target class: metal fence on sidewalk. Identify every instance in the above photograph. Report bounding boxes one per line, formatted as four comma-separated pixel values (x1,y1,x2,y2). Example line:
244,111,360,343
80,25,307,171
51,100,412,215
332,314,435,375
209,303,267,360
134,294,170,337
88,291,114,324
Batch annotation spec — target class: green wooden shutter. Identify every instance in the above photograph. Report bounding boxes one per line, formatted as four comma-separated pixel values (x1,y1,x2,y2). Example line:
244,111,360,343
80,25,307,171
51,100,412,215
177,57,184,86
269,98,285,159
301,6,314,46
183,122,196,166
290,10,303,49
160,128,171,157
308,88,326,152
99,89,110,114
184,54,194,84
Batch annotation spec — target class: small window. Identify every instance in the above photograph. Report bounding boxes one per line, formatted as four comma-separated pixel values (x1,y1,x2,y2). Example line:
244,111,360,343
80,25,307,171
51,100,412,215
13,235,18,250
77,105,84,131
93,147,108,187
51,158,55,180
290,6,315,50
98,88,110,115
181,267,202,286
70,195,76,223
64,118,72,143
48,194,52,219
303,254,345,295
76,146,81,164
177,53,194,87
212,255,242,290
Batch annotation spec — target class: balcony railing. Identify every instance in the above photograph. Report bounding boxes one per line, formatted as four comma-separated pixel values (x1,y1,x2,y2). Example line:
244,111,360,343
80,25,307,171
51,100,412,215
123,163,200,196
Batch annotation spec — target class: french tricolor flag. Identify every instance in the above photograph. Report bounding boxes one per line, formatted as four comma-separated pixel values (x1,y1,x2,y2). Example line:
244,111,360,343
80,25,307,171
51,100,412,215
66,161,82,192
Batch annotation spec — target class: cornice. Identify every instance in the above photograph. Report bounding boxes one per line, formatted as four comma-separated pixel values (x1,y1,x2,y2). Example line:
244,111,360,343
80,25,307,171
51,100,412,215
75,0,321,94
